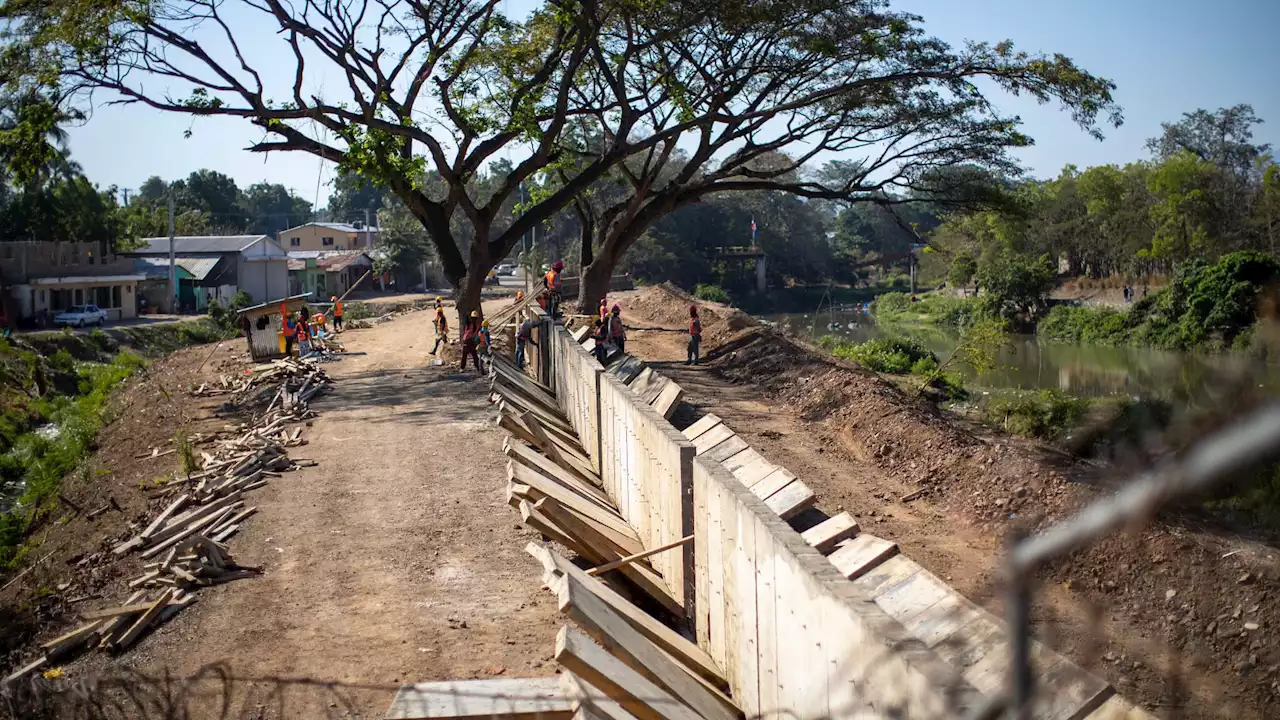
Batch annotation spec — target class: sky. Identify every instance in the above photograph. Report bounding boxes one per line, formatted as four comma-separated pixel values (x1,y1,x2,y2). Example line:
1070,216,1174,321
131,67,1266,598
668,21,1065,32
65,0,1280,209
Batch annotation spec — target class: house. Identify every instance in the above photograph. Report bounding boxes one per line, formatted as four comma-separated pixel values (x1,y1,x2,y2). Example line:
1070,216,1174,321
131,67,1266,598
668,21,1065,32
121,235,288,312
278,222,380,252
286,250,374,298
1,241,145,325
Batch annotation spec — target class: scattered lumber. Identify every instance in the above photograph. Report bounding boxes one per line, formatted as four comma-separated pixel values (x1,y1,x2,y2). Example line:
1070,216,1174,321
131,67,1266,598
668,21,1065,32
585,536,694,578
800,512,860,554
554,627,703,720
828,533,899,580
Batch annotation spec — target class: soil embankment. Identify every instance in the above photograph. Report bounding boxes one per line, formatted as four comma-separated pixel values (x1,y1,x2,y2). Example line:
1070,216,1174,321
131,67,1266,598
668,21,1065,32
619,283,1280,720
1,303,560,718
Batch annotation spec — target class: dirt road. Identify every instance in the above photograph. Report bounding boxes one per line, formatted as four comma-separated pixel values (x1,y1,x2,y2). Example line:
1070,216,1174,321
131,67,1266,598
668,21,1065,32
83,307,560,718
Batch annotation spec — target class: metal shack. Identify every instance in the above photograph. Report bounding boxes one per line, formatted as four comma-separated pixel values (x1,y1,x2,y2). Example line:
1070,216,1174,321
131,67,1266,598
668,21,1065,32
236,293,313,361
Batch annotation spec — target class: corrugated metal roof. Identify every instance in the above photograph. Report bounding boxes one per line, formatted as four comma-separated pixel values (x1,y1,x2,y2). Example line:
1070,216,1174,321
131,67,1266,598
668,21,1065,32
286,258,306,271
175,257,221,280
318,252,372,271
280,222,381,235
128,235,269,255
133,257,194,280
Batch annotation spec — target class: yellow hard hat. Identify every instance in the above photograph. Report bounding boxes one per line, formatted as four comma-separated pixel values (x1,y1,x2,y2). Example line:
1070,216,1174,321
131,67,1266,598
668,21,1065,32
330,296,337,301
481,320,489,328
470,310,479,318
516,291,524,300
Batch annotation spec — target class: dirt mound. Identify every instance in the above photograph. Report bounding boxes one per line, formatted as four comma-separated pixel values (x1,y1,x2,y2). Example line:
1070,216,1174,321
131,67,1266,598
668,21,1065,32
625,283,754,347
699,324,1280,715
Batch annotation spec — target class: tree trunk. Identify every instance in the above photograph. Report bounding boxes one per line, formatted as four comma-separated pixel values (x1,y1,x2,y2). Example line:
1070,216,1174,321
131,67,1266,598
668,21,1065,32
576,256,616,314
455,267,487,332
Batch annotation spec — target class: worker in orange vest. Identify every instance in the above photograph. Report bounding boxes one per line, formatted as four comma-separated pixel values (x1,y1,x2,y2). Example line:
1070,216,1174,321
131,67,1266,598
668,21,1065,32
430,305,450,356
598,298,608,324
543,261,564,317
281,309,297,356
460,310,482,372
331,295,344,332
606,304,626,354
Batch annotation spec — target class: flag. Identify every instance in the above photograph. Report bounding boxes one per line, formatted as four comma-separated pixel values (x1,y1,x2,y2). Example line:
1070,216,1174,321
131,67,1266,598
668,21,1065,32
750,216,757,242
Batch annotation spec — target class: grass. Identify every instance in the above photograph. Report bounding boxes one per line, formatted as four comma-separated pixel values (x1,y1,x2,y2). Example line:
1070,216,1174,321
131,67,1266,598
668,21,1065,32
0,352,147,571
818,335,968,399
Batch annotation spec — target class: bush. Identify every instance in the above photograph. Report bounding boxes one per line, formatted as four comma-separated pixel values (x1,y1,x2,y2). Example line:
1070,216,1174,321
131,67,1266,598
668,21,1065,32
824,336,934,375
985,389,1092,440
694,284,731,304
872,291,911,314
1037,305,1130,344
206,290,253,336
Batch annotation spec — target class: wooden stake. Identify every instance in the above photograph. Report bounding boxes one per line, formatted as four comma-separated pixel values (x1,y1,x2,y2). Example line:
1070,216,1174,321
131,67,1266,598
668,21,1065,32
585,535,694,577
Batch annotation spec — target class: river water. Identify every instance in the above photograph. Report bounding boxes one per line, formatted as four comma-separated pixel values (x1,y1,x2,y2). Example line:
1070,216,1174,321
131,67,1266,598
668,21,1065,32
764,310,1280,401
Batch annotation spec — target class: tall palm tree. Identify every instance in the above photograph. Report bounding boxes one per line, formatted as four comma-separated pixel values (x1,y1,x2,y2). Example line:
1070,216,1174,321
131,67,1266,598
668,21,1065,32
0,91,83,190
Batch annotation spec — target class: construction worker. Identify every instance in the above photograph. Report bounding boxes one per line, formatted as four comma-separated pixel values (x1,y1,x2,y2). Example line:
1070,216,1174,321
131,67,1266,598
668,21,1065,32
331,295,344,332
591,317,608,365
477,319,492,372
460,310,482,372
687,305,702,365
543,261,564,317
607,304,626,355
516,316,537,369
296,310,313,356
281,310,298,356
515,290,524,303
431,305,450,356
598,298,608,324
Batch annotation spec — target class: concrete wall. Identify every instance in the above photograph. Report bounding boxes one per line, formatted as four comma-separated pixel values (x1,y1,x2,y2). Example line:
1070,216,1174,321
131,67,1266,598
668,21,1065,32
0,241,134,285
279,225,377,252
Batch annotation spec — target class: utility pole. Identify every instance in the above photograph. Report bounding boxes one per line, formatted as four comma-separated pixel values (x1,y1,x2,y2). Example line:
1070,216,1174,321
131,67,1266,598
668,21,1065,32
364,208,372,248
168,193,177,313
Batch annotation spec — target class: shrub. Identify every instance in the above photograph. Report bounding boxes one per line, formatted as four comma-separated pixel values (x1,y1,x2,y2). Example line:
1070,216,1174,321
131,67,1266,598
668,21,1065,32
872,292,911,314
1038,305,1130,344
825,336,934,375
985,389,1091,440
694,284,730,304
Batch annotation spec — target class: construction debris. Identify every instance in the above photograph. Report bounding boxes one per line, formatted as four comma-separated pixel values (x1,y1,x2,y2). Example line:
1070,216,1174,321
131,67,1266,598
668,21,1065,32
4,356,332,687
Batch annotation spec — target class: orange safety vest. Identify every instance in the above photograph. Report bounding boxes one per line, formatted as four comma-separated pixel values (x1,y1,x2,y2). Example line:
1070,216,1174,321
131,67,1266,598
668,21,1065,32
334,300,343,317
545,269,561,291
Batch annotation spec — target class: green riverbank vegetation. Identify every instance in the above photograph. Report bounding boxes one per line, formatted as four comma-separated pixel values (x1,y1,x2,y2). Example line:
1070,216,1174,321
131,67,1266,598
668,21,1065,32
0,323,230,572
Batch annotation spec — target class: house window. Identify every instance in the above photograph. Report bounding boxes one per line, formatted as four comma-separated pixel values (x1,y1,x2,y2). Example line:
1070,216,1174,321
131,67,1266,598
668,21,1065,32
290,237,301,247
322,236,334,246
96,286,111,308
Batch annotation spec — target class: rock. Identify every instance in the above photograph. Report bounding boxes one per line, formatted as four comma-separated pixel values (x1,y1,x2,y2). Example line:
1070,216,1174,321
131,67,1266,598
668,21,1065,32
1244,622,1260,631
1166,589,1177,600
1238,572,1255,585
994,498,1006,507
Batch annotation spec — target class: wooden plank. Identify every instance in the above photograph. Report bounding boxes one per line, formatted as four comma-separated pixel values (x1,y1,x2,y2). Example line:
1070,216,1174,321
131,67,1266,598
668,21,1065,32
112,589,175,649
554,627,703,720
849,554,921,598
627,368,659,399
650,383,683,420
800,512,860,554
493,374,563,420
720,447,764,475
1030,656,1115,720
691,424,736,455
385,678,574,720
572,325,593,342
1085,695,1159,720
492,385,574,434
536,499,681,616
747,469,794,502
527,544,726,690
505,440,609,504
828,534,898,580
639,375,670,406
607,356,646,385
704,435,748,464
492,352,557,397
139,494,190,541
507,462,639,545
680,415,723,442
560,673,641,720
731,456,777,488
902,592,985,649
762,480,815,521
556,573,739,720
874,570,952,627
519,501,599,562
752,514,779,718
585,535,693,577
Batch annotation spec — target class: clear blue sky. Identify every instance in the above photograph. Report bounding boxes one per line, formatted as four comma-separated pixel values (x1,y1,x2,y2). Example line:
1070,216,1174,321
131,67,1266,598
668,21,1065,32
66,0,1280,208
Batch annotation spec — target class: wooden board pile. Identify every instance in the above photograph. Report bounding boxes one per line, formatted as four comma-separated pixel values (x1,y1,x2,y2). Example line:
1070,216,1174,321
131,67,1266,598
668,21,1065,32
3,357,331,687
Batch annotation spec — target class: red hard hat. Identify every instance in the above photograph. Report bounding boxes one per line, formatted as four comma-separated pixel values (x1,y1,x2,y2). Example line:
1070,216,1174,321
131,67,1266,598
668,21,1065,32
689,305,698,315
611,304,621,314
553,261,564,271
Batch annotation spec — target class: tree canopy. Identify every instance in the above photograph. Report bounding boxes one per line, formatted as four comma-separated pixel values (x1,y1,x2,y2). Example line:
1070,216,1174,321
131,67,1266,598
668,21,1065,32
0,0,1121,316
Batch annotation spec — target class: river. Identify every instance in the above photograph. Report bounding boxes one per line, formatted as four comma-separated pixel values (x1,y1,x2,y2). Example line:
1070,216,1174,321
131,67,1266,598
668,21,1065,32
764,309,1280,401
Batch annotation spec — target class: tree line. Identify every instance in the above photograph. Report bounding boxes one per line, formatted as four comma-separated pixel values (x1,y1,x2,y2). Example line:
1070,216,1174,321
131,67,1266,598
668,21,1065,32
0,0,1122,322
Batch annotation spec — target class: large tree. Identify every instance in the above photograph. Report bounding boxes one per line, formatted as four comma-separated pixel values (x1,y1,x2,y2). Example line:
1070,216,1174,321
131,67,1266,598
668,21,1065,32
0,0,1119,322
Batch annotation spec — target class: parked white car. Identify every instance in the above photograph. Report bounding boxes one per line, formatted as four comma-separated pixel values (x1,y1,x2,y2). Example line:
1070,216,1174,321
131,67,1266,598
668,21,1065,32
54,305,108,328
495,263,516,276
